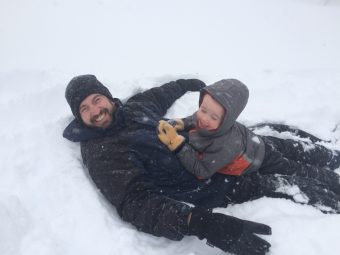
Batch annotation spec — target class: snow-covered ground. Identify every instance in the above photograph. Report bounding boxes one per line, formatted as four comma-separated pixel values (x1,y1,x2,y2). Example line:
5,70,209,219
1,0,340,254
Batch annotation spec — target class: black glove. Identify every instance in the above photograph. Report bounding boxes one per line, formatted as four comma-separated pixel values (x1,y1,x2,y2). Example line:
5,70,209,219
176,79,206,92
188,208,271,255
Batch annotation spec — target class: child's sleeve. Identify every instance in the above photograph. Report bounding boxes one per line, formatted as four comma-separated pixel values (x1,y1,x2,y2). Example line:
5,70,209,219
181,113,197,131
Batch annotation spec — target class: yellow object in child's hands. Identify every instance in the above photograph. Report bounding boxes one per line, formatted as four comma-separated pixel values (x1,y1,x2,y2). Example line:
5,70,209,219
157,120,185,151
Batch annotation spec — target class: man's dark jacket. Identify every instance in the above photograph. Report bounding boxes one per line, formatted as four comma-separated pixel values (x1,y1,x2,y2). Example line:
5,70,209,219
63,80,244,240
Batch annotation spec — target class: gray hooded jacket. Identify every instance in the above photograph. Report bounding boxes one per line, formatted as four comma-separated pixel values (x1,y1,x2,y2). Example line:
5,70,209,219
177,79,265,178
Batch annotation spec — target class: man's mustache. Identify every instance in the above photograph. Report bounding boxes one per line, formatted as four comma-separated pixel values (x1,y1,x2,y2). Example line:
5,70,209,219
90,108,109,124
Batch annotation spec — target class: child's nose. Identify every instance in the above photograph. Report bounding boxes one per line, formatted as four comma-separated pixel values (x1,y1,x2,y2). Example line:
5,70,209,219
201,115,209,124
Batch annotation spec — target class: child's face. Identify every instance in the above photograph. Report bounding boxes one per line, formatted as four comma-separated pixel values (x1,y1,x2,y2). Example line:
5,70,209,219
196,94,225,131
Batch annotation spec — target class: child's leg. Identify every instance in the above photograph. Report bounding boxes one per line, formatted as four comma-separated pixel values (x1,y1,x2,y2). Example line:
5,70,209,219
263,136,340,170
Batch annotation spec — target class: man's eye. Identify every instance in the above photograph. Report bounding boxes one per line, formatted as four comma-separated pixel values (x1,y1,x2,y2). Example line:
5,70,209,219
95,98,101,103
80,108,87,113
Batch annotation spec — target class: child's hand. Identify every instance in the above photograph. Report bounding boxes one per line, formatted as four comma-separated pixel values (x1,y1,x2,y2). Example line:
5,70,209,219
157,120,185,151
167,118,185,131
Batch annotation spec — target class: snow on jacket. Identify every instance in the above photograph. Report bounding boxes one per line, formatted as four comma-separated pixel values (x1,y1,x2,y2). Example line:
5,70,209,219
177,79,265,179
63,79,240,241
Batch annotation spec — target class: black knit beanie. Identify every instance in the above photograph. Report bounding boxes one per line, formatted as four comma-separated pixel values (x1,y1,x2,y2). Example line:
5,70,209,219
65,74,114,121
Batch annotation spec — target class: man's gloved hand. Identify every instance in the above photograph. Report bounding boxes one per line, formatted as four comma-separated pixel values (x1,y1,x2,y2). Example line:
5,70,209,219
157,120,185,151
176,79,206,92
188,208,271,255
167,118,185,131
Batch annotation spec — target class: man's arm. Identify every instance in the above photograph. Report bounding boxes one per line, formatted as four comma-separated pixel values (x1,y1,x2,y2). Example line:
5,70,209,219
126,79,205,118
81,140,191,240
119,174,192,240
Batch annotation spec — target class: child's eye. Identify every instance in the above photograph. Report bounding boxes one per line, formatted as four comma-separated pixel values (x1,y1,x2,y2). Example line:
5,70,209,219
211,114,221,121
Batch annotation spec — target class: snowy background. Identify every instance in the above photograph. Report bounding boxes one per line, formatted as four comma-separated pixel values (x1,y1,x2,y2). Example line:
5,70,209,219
1,0,340,254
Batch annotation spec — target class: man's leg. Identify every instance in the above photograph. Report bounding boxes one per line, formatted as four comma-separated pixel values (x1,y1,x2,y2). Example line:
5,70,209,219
229,173,340,213
250,123,340,169
263,136,340,170
258,139,340,195
250,123,326,143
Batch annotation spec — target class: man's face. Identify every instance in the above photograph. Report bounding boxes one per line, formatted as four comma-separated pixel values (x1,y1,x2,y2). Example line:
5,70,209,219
196,94,225,131
79,93,116,128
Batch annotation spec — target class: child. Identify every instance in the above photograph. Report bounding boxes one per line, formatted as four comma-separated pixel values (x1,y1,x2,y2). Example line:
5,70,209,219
157,79,340,195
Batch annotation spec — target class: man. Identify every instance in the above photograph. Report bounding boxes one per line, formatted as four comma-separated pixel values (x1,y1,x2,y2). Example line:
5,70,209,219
63,75,339,255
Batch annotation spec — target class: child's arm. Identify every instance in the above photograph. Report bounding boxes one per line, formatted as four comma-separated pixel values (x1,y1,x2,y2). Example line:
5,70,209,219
176,142,241,179
157,121,241,179
181,113,197,131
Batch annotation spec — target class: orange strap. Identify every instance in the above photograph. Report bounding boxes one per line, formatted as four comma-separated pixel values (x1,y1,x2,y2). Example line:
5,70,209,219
195,152,250,178
217,154,250,176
